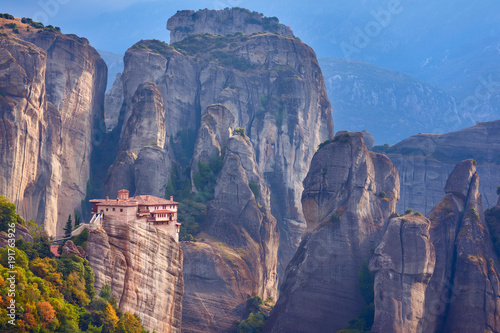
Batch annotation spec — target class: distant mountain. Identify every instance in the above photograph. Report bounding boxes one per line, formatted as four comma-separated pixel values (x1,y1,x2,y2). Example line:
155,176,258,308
319,58,466,144
98,49,123,91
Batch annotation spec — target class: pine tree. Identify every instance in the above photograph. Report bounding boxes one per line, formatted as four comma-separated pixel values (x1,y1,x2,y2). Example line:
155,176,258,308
74,211,81,227
64,214,73,238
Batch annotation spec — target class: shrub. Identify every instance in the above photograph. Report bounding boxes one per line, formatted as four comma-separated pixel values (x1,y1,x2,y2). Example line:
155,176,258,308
234,127,246,137
404,208,413,215
317,139,334,150
497,186,500,196
249,181,259,199
377,192,388,199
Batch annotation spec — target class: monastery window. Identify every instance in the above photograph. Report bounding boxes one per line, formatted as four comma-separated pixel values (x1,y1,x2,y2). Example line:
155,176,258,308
106,208,108,211
113,208,115,211
120,209,123,212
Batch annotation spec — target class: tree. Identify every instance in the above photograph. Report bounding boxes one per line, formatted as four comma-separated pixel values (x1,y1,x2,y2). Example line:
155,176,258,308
0,196,17,232
37,301,56,328
116,313,144,333
64,214,73,238
74,211,81,227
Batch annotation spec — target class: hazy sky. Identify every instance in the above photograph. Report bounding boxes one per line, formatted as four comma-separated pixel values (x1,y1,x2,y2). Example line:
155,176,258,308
2,0,499,71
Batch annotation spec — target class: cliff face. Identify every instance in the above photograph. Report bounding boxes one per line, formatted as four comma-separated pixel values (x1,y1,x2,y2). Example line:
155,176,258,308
104,72,123,132
107,23,333,273
0,18,106,236
265,131,399,332
166,8,294,43
369,214,436,332
384,120,500,215
319,58,462,145
181,134,279,332
87,219,184,333
423,160,500,332
105,81,172,198
369,159,500,332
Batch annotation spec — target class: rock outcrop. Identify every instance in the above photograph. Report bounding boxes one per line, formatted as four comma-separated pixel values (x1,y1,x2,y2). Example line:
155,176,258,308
368,159,500,332
181,134,279,332
421,160,500,332
87,219,184,333
369,214,435,333
0,223,33,247
0,17,106,236
384,120,500,215
107,20,333,274
105,81,172,199
265,131,399,332
167,8,294,43
104,73,123,132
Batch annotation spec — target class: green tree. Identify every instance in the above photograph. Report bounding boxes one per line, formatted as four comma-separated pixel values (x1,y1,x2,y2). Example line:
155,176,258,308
64,214,73,238
0,195,17,232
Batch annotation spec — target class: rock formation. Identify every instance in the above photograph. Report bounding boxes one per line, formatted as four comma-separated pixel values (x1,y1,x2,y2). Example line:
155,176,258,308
0,17,107,236
181,134,279,332
384,120,500,215
265,131,399,332
105,81,172,198
369,214,435,333
421,160,500,332
104,73,123,132
106,16,333,275
0,223,33,247
87,219,184,333
167,8,294,43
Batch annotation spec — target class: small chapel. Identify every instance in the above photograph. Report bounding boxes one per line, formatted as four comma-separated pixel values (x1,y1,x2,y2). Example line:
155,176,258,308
89,189,180,242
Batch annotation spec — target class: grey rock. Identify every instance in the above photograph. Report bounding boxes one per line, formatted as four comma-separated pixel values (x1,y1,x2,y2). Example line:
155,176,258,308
0,23,106,236
87,218,184,333
104,73,123,132
181,135,279,333
167,8,294,43
387,120,500,215
370,215,435,333
265,131,399,332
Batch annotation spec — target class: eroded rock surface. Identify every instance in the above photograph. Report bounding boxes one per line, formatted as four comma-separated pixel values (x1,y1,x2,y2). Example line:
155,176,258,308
265,131,399,332
87,219,184,333
181,135,279,332
0,18,106,236
370,215,435,333
167,8,294,43
387,120,500,215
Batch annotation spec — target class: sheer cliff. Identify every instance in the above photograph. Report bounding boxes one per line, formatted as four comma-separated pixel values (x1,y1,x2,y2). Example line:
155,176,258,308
382,120,500,215
0,17,107,236
87,218,184,333
265,131,400,332
166,8,294,43
182,134,278,332
105,15,333,276
101,10,333,331
266,149,500,332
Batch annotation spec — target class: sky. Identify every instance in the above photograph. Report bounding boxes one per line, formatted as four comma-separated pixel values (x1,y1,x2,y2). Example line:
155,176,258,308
2,0,499,84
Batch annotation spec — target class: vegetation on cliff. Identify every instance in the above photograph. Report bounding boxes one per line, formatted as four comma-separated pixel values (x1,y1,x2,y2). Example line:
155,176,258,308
0,197,147,332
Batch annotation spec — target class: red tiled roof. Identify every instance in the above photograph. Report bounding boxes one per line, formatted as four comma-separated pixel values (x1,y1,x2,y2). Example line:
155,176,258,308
90,200,138,207
50,245,60,257
152,210,176,214
132,195,178,205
